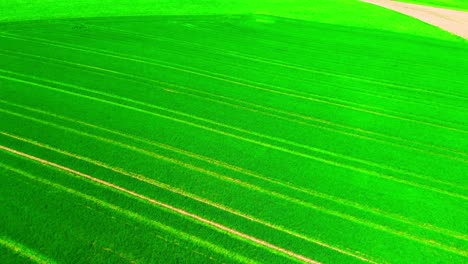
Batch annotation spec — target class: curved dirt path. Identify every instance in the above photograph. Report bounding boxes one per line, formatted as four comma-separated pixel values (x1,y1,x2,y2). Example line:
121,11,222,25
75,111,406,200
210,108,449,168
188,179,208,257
361,0,468,39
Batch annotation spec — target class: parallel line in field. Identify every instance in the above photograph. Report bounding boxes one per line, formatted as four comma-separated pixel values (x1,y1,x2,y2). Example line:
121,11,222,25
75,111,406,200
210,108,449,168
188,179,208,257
0,164,256,264
4,69,466,189
77,22,466,104
0,131,376,263
1,32,466,133
154,83,468,162
1,48,465,163
2,198,140,264
84,23,468,107
0,72,464,200
46,32,468,129
152,20,468,97
1,72,465,199
2,16,464,264
184,19,427,59
3,100,466,243
0,236,55,264
123,18,453,76
0,111,444,240
0,146,321,264
192,19,468,67
161,50,467,113
69,198,221,264
61,20,456,83
3,100,467,242
1,68,463,193
1,110,466,256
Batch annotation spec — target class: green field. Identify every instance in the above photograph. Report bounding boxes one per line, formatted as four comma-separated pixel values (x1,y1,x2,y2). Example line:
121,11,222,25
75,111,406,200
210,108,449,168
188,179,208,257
1,1,467,263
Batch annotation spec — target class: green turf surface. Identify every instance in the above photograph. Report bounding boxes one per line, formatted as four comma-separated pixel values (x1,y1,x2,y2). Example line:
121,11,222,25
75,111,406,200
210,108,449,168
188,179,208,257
0,0,464,41
1,1,468,263
396,0,468,10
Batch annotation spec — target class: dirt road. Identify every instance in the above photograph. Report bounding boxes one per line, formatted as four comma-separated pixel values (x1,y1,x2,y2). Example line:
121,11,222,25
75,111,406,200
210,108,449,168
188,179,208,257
361,0,468,39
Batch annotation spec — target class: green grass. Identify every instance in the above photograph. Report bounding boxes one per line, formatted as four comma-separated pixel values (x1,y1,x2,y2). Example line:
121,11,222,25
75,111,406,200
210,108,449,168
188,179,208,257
396,0,468,10
0,0,464,41
1,1,467,263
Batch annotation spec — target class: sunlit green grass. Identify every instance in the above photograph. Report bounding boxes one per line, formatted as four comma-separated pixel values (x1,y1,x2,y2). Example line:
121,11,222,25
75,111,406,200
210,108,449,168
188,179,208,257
1,1,467,263
0,0,464,40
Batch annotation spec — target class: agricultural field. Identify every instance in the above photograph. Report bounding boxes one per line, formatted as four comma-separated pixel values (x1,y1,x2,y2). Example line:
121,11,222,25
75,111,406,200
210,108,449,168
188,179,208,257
1,0,467,263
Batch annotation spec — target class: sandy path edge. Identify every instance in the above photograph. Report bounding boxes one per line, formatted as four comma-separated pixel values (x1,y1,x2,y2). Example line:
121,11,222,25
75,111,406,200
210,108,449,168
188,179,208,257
360,0,468,39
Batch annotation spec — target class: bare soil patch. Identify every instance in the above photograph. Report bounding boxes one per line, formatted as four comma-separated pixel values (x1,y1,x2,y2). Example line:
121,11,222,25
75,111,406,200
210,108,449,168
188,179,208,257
361,0,468,39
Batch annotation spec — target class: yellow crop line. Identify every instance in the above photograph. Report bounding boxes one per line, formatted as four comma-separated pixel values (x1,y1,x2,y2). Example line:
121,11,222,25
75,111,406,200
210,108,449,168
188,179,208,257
1,54,466,192
2,48,466,163
193,66,467,134
13,52,465,191
134,82,467,190
0,145,320,264
0,109,440,235
0,72,465,200
161,83,468,163
0,67,464,194
1,48,465,164
1,110,467,257
0,131,377,263
0,164,255,264
2,99,466,243
0,32,466,134
0,236,55,264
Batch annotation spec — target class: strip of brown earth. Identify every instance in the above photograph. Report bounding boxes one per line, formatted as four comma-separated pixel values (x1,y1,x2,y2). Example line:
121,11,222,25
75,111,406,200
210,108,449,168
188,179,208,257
361,0,468,39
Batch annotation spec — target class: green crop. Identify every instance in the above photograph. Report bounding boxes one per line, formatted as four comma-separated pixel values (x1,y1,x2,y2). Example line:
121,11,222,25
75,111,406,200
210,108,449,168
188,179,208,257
1,1,467,263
